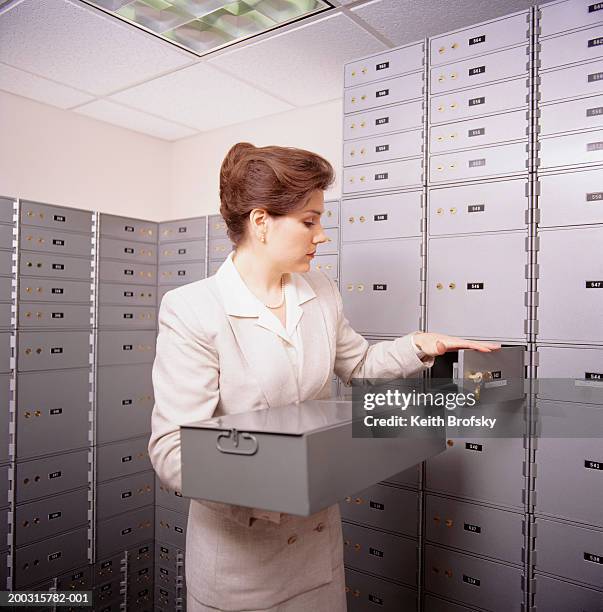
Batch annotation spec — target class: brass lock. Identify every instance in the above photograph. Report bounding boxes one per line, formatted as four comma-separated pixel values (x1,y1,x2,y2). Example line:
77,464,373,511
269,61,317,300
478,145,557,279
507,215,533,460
468,370,493,401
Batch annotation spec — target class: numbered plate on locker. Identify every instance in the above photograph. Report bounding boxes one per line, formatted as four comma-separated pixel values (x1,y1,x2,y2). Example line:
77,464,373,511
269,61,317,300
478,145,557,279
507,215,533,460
20,228,92,258
96,506,154,559
98,305,156,329
18,303,90,329
537,227,603,344
316,228,338,255
540,128,603,170
344,42,424,88
96,470,155,521
155,506,187,550
18,331,91,372
208,215,227,239
540,24,603,71
424,544,523,612
98,283,156,306
99,237,156,263
17,369,89,460
540,0,603,38
429,142,527,184
159,239,206,263
538,168,603,227
430,78,528,124
345,567,418,612
19,279,90,304
100,215,157,243
21,202,92,234
540,60,603,103
541,95,603,136
342,191,422,242
429,109,528,154
429,45,528,95
427,232,527,340
343,100,424,142
159,217,205,242
341,238,421,336
208,237,232,261
97,330,156,366
428,179,527,235
344,72,424,114
344,129,423,167
429,10,529,66
20,252,92,281
158,262,205,285
343,158,423,194
310,254,338,281
99,260,156,286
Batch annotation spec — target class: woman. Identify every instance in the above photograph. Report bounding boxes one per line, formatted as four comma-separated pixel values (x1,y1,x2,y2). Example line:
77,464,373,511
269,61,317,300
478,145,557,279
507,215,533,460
149,142,499,611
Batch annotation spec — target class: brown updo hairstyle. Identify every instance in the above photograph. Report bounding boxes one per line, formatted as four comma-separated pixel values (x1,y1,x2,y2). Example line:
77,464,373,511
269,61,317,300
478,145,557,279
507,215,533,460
219,142,335,246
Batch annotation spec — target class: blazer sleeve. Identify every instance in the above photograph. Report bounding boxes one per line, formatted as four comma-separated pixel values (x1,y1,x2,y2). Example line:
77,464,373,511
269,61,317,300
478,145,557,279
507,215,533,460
149,290,261,528
327,276,434,384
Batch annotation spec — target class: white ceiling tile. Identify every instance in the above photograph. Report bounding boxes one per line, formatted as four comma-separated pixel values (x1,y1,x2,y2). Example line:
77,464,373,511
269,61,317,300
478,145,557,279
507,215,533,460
74,99,198,140
0,62,94,108
208,13,387,106
0,0,195,96
351,0,537,46
110,62,293,132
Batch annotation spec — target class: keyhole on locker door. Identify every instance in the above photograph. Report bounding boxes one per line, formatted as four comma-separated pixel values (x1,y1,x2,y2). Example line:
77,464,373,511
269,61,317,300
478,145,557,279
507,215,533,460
467,371,492,401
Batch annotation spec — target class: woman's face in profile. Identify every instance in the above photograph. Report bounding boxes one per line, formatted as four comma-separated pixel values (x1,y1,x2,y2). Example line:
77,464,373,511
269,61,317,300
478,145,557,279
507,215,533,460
266,190,328,273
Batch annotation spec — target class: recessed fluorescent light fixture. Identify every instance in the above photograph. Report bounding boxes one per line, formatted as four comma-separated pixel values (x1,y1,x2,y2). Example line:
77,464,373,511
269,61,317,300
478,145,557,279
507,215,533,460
84,0,334,57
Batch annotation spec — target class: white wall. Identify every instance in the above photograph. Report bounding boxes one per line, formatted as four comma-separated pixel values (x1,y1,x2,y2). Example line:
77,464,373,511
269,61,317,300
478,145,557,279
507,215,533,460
0,90,172,221
170,99,343,219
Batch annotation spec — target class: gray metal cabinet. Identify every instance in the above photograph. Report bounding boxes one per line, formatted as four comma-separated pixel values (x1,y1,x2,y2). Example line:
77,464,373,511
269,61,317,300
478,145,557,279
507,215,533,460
99,237,157,263
207,237,232,261
344,158,424,194
340,483,419,537
310,254,338,281
96,437,152,483
159,217,206,242
96,364,153,444
539,0,603,38
540,128,603,170
99,215,157,244
13,527,88,589
0,250,11,276
155,540,184,572
343,100,424,141
430,45,528,95
20,202,92,234
342,192,422,242
0,224,13,247
34,564,92,592
540,25,603,71
537,227,603,344
316,228,338,255
427,232,527,340
343,129,423,167
20,252,92,281
98,283,156,306
429,179,527,235
14,488,89,547
98,305,156,330
429,141,528,184
155,506,187,550
538,168,603,227
158,239,206,263
19,228,92,258
429,109,528,154
19,278,91,304
17,330,91,372
424,544,523,612
344,72,424,115
155,585,180,610
0,197,15,224
342,521,418,585
323,200,339,229
16,368,90,459
15,450,89,503
18,303,91,329
96,470,155,521
429,11,529,66
0,277,11,304
97,331,156,366
208,215,227,239
155,476,190,515
540,60,603,104
99,260,156,285
535,517,603,587
425,495,524,565
345,567,417,612
96,505,154,559
425,437,526,510
533,573,603,612
158,261,205,285
430,78,528,124
0,302,10,329
345,42,424,88
540,95,603,136
341,238,421,336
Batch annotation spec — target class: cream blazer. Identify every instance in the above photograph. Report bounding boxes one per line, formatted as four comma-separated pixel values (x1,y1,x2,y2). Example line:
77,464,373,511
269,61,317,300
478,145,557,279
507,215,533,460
149,257,431,610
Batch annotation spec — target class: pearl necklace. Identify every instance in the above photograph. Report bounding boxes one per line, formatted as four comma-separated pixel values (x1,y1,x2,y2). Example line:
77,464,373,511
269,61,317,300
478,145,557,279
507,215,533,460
264,275,285,309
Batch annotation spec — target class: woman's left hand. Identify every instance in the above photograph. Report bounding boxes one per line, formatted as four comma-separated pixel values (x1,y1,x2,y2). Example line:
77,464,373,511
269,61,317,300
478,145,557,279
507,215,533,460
413,332,501,358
